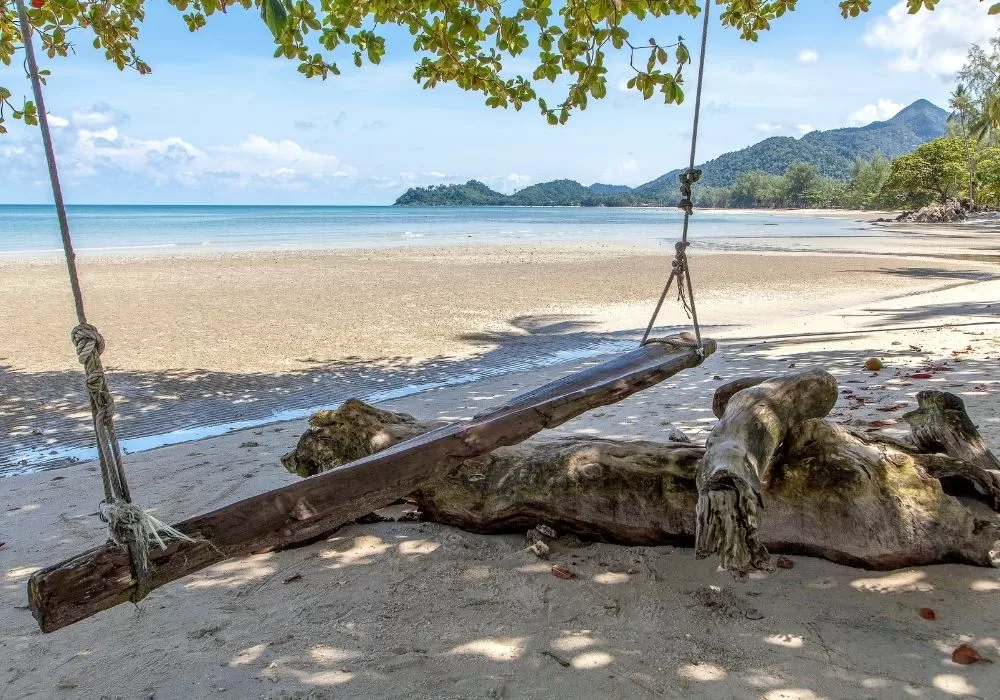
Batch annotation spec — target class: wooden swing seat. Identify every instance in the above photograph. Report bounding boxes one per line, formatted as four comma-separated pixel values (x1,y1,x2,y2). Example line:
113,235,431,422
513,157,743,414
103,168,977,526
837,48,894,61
28,336,715,632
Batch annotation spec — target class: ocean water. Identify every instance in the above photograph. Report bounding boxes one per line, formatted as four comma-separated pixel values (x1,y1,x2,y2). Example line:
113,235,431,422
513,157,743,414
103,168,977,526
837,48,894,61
0,205,877,257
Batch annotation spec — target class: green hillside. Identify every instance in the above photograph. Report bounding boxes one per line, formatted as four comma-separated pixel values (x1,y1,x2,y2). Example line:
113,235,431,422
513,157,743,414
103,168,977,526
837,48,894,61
393,100,948,207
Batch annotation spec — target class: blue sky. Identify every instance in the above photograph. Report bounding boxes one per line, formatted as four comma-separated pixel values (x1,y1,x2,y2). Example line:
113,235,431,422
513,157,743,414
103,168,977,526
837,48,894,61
1,0,997,205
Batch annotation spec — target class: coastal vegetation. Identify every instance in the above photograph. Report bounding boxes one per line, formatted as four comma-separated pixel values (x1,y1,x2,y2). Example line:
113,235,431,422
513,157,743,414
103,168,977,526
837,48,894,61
3,0,999,134
396,38,1000,211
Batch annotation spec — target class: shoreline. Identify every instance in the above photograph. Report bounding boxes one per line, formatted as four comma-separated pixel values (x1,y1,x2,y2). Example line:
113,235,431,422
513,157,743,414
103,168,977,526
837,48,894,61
3,243,998,476
5,206,997,265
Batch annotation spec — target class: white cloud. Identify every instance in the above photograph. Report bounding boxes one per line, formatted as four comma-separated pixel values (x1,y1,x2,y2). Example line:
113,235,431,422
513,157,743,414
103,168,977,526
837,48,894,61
70,103,128,129
62,124,354,190
847,98,904,126
505,173,532,185
797,49,819,63
47,115,69,128
752,122,815,136
754,122,786,134
863,0,1000,77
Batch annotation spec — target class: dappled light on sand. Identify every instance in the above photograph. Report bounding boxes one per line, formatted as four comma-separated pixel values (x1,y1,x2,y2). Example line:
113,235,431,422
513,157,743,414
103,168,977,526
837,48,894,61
678,662,727,681
184,554,276,589
850,570,934,593
970,579,1000,591
4,565,41,583
569,651,613,669
551,631,596,652
934,674,978,695
762,690,824,700
318,535,393,567
764,634,804,649
448,637,524,661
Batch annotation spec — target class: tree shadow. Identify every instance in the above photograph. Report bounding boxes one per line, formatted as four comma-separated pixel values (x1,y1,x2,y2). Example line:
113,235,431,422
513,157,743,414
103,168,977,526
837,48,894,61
1,314,732,475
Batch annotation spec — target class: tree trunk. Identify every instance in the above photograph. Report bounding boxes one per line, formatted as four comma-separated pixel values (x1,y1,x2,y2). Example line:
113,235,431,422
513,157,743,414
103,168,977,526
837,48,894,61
694,369,839,576
283,400,1000,570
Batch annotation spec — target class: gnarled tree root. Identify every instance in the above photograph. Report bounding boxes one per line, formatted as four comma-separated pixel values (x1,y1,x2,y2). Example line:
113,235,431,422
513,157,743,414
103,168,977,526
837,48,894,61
283,394,1000,571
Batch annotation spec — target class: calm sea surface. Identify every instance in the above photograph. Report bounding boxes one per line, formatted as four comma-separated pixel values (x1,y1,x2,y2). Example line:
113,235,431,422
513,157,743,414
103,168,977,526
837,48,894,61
0,205,877,257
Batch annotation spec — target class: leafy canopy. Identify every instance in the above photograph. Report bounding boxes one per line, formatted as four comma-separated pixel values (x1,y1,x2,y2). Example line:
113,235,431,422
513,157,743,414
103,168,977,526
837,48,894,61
881,138,970,207
4,0,998,134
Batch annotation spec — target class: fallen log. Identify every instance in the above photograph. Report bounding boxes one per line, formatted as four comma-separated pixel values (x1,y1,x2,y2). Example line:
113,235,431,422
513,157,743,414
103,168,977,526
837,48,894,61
28,337,714,633
694,369,839,575
281,399,1000,569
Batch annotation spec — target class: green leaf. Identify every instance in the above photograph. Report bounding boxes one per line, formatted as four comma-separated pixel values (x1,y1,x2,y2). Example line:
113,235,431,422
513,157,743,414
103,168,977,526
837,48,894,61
260,0,288,39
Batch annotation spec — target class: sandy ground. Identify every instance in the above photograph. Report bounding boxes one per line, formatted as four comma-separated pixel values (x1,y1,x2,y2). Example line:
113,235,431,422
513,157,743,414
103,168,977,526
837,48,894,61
2,232,1000,698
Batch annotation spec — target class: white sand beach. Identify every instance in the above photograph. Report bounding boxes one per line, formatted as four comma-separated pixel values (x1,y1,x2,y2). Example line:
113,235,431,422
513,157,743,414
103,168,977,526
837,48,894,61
2,229,999,699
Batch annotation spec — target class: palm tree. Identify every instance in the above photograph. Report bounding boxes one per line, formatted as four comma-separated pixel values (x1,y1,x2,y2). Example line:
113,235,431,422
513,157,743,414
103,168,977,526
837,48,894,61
950,85,979,204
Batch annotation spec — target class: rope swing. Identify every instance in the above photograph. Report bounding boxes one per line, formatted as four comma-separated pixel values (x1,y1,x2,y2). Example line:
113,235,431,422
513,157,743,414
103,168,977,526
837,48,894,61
14,0,194,602
641,0,712,351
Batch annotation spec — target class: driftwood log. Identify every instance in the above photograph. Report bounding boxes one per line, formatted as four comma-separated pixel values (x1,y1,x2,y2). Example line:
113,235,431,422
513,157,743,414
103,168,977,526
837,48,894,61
27,338,713,633
695,370,839,574
282,388,1000,571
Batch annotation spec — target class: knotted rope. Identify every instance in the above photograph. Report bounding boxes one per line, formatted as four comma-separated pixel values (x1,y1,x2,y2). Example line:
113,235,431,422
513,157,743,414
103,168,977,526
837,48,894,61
16,0,193,602
641,1,711,351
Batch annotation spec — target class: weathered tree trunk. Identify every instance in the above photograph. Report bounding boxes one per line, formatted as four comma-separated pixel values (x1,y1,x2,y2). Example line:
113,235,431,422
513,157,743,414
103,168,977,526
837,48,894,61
694,369,839,576
28,338,713,633
904,391,1000,471
280,399,1000,570
711,376,771,419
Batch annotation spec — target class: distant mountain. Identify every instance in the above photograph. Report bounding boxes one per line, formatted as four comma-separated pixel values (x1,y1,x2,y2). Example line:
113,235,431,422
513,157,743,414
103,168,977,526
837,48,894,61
634,99,949,197
393,99,949,206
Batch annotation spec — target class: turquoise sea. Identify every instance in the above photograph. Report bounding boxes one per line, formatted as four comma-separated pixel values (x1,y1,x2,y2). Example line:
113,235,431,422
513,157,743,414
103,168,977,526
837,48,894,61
0,204,878,257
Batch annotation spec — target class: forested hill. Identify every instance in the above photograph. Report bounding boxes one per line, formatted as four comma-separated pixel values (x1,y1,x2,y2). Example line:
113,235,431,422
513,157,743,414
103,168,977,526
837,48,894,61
393,99,948,207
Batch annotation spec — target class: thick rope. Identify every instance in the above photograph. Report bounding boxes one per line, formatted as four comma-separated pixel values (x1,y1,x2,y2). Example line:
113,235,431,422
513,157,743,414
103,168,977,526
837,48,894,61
641,1,711,349
15,0,194,601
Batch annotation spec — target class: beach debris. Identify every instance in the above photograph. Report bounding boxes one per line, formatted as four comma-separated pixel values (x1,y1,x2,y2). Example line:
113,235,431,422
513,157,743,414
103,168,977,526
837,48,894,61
952,643,991,665
690,585,763,620
909,345,922,352
775,556,794,569
910,373,933,379
535,524,558,539
875,403,907,412
540,649,572,667
918,607,936,620
238,441,261,448
0,541,5,550
864,358,883,371
526,541,550,559
397,509,423,522
551,564,576,579
865,419,898,430
891,341,902,346
282,573,303,584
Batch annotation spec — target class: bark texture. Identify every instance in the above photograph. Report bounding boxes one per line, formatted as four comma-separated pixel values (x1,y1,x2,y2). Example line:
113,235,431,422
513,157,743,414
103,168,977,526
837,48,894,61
694,369,839,575
282,397,1000,571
